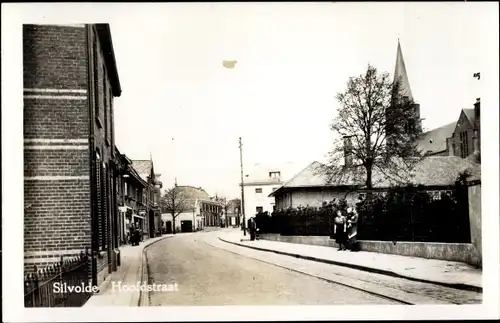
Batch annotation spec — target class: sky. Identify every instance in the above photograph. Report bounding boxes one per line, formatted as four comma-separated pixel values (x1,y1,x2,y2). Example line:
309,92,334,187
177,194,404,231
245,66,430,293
95,3,495,198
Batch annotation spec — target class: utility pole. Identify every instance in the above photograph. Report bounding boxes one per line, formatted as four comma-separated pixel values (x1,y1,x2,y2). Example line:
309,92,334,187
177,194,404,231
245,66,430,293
239,137,246,236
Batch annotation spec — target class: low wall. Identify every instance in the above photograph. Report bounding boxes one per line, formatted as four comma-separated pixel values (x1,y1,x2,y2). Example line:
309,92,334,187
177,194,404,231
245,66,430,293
262,234,337,248
260,234,481,268
357,241,480,268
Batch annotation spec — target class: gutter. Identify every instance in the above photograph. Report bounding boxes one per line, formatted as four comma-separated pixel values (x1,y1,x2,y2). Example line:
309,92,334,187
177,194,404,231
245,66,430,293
85,24,98,287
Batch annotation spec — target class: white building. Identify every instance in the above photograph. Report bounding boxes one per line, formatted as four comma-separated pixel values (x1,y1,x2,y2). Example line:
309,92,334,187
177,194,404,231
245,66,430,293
161,204,203,233
240,162,302,218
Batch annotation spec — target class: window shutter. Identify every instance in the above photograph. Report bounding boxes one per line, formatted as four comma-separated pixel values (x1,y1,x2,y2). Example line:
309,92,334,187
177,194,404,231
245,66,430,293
96,160,103,250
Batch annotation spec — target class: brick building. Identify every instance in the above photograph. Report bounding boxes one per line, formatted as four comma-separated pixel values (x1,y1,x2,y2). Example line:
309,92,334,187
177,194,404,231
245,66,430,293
115,147,148,245
131,159,162,239
23,24,122,287
417,98,481,160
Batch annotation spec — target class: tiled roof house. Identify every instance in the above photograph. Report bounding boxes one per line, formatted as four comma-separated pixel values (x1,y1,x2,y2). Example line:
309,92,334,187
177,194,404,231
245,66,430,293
270,157,480,209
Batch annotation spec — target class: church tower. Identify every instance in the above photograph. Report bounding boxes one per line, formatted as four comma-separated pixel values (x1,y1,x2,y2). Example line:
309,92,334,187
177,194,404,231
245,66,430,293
387,40,422,150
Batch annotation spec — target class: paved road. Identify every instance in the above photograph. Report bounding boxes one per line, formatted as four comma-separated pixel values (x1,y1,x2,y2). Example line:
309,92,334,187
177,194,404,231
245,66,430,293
146,231,397,306
146,230,481,306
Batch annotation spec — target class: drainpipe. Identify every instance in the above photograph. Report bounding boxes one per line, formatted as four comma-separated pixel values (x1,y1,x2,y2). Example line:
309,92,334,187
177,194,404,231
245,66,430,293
85,24,98,287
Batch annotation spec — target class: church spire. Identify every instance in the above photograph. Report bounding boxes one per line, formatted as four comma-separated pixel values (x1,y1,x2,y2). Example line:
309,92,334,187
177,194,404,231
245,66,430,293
393,40,413,102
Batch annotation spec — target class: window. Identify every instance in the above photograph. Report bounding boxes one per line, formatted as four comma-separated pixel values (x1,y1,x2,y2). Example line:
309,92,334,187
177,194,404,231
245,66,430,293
256,206,263,213
255,188,262,194
269,171,281,179
431,191,441,201
459,131,469,158
92,37,101,127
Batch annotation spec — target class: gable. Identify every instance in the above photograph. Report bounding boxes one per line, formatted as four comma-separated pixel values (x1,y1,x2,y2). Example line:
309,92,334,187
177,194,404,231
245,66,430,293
453,111,472,136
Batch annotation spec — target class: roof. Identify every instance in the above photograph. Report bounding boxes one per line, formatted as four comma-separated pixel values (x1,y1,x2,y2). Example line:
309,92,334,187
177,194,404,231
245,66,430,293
243,162,304,185
227,199,241,209
416,121,456,155
175,186,211,211
393,40,413,102
131,160,152,183
269,157,480,197
95,24,121,97
462,108,476,123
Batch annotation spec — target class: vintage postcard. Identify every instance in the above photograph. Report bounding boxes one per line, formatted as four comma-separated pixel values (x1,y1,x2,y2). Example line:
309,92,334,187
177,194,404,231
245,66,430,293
2,2,499,322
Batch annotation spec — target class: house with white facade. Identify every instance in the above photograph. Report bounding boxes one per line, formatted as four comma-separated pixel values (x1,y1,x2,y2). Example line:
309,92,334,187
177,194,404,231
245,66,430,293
241,162,303,218
161,186,223,233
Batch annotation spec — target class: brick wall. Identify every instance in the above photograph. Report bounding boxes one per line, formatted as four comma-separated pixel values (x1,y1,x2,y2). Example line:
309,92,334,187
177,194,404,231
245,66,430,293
23,24,121,284
89,25,118,277
23,25,92,274
24,99,89,139
451,111,474,159
24,180,91,271
23,25,87,89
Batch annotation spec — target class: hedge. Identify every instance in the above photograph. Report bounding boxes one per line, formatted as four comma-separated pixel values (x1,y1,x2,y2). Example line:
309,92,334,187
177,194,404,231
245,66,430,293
254,182,471,243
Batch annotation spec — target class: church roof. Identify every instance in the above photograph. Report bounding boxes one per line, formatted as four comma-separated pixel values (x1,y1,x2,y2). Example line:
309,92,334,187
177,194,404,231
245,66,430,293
416,121,456,155
463,108,476,123
393,40,414,102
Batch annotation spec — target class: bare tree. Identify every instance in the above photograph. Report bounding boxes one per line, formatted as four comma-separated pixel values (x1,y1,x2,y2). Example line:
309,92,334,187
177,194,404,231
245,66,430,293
160,186,189,234
320,65,423,190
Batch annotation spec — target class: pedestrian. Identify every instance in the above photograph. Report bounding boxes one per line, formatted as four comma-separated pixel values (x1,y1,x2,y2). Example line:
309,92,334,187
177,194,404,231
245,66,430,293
347,207,359,251
333,210,348,251
248,218,256,241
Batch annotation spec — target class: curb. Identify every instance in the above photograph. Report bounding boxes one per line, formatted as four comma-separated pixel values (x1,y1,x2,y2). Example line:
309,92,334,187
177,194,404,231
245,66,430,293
219,237,482,294
137,235,175,306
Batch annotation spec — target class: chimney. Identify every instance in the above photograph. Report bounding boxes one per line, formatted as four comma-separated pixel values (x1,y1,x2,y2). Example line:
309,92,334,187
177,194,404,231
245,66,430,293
474,98,480,130
343,135,353,167
472,98,481,156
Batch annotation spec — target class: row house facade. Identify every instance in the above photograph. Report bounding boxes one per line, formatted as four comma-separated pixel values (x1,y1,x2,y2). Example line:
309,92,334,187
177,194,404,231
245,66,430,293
23,24,122,286
115,148,148,245
131,160,163,239
200,199,223,227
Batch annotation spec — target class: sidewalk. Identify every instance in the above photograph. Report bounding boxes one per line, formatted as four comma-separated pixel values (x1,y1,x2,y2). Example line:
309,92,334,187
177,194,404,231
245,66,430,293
219,231,482,292
83,234,173,307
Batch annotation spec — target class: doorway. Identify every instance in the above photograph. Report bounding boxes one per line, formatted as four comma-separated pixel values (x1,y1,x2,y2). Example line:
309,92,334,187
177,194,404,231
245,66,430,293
181,220,193,233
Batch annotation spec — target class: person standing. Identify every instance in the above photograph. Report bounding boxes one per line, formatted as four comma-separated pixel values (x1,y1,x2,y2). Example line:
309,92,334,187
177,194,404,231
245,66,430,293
248,218,256,241
333,210,348,251
347,207,359,251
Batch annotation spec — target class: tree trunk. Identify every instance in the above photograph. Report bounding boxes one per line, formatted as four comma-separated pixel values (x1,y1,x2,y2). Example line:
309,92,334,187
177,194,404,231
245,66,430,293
365,163,373,190
172,213,176,235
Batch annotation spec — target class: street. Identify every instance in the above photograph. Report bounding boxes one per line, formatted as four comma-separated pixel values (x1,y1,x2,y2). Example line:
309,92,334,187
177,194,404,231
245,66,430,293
146,231,397,305
145,230,481,306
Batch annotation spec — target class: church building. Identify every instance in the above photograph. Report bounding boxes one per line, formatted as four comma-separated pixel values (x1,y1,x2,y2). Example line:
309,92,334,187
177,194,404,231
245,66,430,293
390,41,480,162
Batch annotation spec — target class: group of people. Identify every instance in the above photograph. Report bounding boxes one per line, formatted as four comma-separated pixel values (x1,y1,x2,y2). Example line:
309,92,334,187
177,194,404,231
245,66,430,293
332,207,358,251
127,223,143,246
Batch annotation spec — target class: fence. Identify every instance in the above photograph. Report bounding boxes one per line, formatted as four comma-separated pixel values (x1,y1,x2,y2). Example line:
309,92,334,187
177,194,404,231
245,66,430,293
356,187,471,243
24,248,92,307
259,184,472,243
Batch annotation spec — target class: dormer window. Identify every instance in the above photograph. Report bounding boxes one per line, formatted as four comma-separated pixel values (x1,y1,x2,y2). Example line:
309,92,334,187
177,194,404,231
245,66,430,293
269,171,280,179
